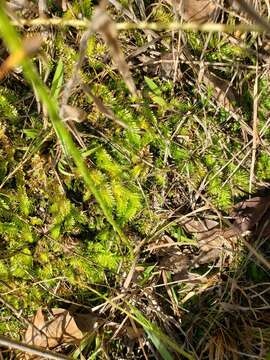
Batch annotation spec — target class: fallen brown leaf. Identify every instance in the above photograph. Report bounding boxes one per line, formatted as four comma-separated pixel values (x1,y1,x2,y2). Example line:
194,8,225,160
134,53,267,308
183,218,219,239
195,229,235,265
183,218,235,265
153,236,195,280
159,52,182,81
183,195,270,264
159,252,191,274
24,308,84,349
61,105,87,123
155,195,270,277
231,195,270,234
166,0,220,23
202,71,237,111
19,308,99,359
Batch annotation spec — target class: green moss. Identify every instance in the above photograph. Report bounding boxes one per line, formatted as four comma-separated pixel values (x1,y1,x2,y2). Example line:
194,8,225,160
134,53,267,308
55,35,77,75
95,148,122,178
10,248,33,278
151,4,173,23
0,6,270,354
257,152,270,179
111,181,142,223
0,260,8,278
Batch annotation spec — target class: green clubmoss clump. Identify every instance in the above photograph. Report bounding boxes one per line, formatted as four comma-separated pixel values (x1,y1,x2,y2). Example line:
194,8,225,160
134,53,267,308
0,4,269,358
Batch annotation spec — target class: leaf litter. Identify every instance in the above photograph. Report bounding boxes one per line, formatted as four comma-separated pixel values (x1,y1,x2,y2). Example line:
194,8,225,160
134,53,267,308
18,308,101,359
166,0,220,23
155,195,270,276
1,0,270,359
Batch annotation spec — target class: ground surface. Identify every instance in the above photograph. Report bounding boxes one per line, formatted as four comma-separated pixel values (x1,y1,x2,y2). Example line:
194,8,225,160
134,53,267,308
0,1,270,359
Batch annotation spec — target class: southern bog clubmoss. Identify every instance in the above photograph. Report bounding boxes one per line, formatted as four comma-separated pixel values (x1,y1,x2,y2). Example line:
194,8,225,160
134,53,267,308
0,1,270,359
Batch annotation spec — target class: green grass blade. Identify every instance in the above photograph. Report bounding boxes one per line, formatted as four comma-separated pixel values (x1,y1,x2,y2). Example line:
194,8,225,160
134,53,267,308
0,3,130,250
51,59,64,99
84,286,194,360
145,330,175,360
132,307,194,360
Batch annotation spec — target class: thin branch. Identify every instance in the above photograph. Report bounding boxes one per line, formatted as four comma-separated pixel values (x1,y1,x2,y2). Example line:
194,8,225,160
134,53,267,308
11,18,265,33
0,335,70,360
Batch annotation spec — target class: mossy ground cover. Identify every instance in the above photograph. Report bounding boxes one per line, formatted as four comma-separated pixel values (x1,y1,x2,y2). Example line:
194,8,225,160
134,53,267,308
0,1,270,359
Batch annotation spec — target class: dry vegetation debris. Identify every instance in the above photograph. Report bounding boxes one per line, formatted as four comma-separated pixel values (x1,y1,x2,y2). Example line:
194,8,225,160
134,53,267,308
0,0,270,359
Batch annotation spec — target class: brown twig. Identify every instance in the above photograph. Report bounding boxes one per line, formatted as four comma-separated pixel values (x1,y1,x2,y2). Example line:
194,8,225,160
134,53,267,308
11,18,265,33
0,335,70,360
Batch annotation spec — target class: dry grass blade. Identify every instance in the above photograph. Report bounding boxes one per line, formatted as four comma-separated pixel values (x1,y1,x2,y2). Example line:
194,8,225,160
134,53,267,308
181,46,238,111
6,1,34,11
60,27,92,110
235,0,270,33
249,56,259,194
91,5,137,96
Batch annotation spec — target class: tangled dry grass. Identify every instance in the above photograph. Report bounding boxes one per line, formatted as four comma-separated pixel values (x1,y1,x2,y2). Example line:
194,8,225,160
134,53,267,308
0,0,270,359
